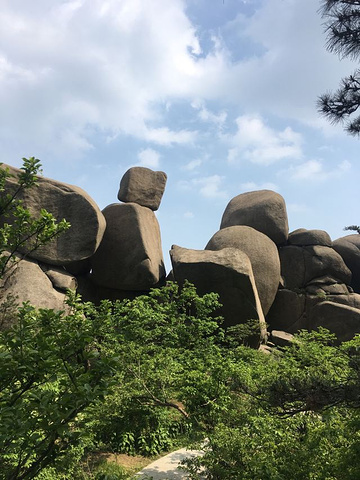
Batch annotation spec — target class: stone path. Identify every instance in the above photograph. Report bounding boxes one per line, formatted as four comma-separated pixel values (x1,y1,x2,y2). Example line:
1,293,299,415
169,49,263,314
135,447,205,479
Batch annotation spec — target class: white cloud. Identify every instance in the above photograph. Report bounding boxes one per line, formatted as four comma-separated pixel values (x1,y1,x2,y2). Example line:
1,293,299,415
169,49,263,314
227,114,303,165
138,148,160,168
219,0,355,131
194,175,227,199
177,175,227,199
191,99,227,127
0,0,224,159
287,159,352,182
240,181,279,192
183,211,194,219
182,159,202,171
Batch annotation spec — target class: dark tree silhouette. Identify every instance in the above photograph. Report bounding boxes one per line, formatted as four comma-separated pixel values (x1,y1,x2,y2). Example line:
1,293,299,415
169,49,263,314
318,0,360,135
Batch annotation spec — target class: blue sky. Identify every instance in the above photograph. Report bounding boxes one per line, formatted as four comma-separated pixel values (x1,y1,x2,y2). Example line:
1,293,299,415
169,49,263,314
0,0,359,272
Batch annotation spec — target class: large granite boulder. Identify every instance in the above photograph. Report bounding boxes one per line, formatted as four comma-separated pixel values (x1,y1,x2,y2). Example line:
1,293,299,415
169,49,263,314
333,236,360,293
118,167,167,211
266,287,360,335
0,256,69,325
279,245,351,290
91,203,166,290
288,228,332,247
0,164,106,265
205,226,280,315
266,289,307,333
170,245,266,347
220,190,288,245
310,301,360,344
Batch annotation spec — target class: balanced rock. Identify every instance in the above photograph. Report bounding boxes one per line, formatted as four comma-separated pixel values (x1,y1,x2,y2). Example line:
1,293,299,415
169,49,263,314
1,164,106,265
91,203,166,290
170,245,266,347
220,190,288,245
279,245,351,290
288,228,332,247
205,226,280,314
118,167,167,211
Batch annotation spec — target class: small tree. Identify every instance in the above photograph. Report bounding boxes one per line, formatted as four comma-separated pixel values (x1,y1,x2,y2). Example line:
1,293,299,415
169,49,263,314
318,0,360,135
0,157,70,277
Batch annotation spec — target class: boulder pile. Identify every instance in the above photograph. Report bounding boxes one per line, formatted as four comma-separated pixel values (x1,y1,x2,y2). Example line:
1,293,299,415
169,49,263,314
1,163,359,346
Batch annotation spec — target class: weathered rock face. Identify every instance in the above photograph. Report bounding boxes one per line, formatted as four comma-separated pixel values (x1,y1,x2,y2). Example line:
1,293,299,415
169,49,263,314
220,190,289,245
91,203,166,290
0,256,69,319
266,287,360,334
205,226,280,315
288,229,332,247
170,245,266,347
266,289,307,333
333,236,360,293
118,167,167,211
279,245,351,290
1,164,106,265
310,301,360,344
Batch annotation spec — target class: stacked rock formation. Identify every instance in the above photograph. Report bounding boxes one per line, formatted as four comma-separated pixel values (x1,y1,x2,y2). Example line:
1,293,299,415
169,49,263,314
1,162,359,346
0,165,167,312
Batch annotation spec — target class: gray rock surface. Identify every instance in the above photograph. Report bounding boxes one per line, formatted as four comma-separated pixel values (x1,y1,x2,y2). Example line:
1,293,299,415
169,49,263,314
205,225,280,314
1,164,106,265
118,167,167,211
0,256,68,317
288,228,332,247
220,190,289,245
270,330,294,347
170,245,266,347
333,236,360,293
311,301,360,343
279,245,351,290
91,203,166,290
40,265,77,291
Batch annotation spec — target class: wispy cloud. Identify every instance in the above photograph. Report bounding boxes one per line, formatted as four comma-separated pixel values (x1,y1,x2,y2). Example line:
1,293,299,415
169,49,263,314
285,159,351,182
227,114,303,165
177,174,227,199
138,148,160,168
181,158,202,171
240,181,279,192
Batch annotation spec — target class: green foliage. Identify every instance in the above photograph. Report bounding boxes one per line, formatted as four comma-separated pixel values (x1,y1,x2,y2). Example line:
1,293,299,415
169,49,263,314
344,224,360,234
0,292,121,479
2,160,360,479
0,157,70,277
183,329,360,480
85,282,225,456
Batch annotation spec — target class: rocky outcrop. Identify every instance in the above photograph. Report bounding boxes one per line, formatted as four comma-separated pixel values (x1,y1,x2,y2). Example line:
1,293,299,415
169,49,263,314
288,228,332,247
1,160,359,345
333,235,360,293
279,245,351,290
205,226,280,315
311,301,360,344
0,256,70,315
1,164,106,265
91,203,166,290
118,167,167,211
220,190,289,245
170,245,266,347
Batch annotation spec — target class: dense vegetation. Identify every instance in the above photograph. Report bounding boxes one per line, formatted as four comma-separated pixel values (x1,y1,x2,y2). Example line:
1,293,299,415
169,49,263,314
0,160,359,480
